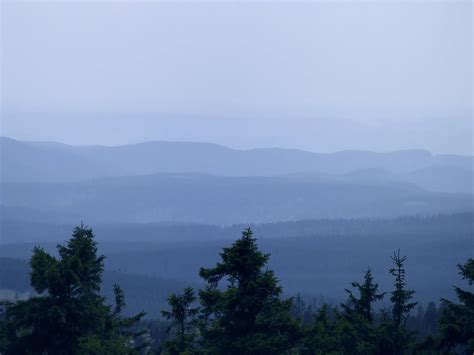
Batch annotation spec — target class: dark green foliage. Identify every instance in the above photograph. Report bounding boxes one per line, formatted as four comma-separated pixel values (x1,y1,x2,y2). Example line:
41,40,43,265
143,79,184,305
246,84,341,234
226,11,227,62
382,250,418,354
415,302,439,337
162,287,199,354
114,283,126,315
336,268,385,353
197,228,301,354
342,268,385,324
439,258,474,353
1,224,145,354
1,221,473,355
302,304,343,354
302,253,421,355
0,256,191,319
0,302,8,353
389,250,417,329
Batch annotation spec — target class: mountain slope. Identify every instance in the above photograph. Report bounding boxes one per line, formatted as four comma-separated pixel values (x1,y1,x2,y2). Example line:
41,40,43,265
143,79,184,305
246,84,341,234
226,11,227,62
1,173,472,225
0,137,121,182
2,137,472,193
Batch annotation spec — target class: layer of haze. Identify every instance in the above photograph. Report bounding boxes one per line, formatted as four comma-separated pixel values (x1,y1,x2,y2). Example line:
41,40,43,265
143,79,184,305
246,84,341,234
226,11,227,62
1,1,472,154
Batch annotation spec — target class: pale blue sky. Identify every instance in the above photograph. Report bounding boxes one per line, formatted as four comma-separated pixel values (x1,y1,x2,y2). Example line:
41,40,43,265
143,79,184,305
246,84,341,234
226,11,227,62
1,1,472,154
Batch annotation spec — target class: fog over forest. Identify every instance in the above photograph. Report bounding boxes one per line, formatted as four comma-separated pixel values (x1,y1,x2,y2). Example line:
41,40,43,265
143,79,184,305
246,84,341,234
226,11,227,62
1,1,472,354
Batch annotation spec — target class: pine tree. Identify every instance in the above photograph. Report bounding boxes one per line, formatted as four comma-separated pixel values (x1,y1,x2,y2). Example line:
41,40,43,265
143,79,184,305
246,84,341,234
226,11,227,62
302,304,342,354
198,228,300,354
385,249,417,355
342,268,385,323
439,258,474,353
389,250,417,329
2,224,145,354
339,268,385,354
161,287,199,354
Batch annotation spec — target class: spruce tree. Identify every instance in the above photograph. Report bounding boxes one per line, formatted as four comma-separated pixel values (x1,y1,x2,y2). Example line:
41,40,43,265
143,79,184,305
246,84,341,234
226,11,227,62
384,250,417,355
342,268,385,323
302,304,341,354
389,250,417,329
198,228,300,354
2,224,144,354
161,287,199,354
439,258,474,353
340,268,385,353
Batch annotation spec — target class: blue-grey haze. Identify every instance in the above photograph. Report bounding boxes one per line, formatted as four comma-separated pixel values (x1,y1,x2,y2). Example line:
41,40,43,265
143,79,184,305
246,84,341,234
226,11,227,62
1,1,472,154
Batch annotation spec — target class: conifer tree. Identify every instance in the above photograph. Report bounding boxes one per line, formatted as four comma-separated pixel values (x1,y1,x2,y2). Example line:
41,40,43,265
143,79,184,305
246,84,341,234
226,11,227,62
2,224,144,354
389,250,417,329
387,250,417,354
198,228,300,354
302,304,342,354
342,268,385,323
161,287,199,354
439,258,474,353
339,268,385,353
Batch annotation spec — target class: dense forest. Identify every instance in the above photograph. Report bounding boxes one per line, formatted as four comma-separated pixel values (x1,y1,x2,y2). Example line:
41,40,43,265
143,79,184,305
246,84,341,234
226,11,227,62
1,225,472,354
2,213,471,313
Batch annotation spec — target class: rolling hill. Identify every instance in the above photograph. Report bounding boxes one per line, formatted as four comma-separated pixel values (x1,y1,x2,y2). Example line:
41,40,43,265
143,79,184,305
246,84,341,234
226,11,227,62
1,173,472,225
1,137,472,194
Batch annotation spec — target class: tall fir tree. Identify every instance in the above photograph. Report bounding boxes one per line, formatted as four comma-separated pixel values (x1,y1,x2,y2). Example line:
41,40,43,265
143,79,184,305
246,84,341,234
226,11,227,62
161,287,199,354
198,228,300,354
302,304,342,354
439,258,474,353
2,224,144,354
339,268,385,354
342,268,385,323
389,250,417,329
381,250,417,355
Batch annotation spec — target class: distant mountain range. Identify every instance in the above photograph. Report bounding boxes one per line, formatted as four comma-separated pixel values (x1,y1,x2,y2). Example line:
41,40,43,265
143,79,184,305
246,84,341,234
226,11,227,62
1,137,472,193
1,137,472,225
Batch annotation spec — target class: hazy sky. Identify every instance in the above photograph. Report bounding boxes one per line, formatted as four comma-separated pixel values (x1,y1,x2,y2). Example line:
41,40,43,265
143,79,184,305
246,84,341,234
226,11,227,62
1,1,472,154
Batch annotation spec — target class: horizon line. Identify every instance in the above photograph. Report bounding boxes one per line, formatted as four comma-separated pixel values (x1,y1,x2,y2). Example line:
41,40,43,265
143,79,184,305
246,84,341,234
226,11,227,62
2,135,473,158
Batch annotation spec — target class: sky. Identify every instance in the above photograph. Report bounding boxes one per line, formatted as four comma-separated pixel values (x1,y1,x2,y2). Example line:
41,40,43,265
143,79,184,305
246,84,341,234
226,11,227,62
1,1,472,154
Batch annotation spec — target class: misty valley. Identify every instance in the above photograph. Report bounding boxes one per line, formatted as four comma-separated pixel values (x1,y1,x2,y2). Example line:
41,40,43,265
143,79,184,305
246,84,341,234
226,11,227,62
0,137,473,354
2,1,473,353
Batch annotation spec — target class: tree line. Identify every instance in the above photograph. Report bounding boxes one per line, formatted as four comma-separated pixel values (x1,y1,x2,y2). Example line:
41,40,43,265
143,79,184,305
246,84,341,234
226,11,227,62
0,225,472,354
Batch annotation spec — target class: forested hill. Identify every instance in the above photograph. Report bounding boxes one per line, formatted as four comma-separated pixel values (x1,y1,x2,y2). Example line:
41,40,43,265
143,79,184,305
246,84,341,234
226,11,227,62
2,137,472,194
1,214,471,304
2,175,472,225
1,212,472,244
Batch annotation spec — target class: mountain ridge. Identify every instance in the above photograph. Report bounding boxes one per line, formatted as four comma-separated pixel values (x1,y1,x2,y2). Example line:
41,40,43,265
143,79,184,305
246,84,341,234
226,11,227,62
2,136,449,155
2,137,472,193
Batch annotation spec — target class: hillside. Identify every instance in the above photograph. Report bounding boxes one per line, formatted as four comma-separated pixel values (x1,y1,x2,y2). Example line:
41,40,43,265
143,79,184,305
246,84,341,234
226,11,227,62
1,173,472,225
1,137,472,193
